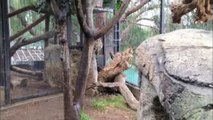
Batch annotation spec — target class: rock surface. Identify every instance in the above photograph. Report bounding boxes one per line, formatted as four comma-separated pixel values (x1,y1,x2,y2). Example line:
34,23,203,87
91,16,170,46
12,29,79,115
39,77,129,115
136,29,213,120
43,45,81,88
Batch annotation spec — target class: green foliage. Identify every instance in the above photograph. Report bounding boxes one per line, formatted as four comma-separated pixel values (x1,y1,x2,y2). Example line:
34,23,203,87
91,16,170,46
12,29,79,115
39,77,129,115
91,95,127,111
10,0,36,9
121,25,151,51
103,0,112,7
80,112,92,120
103,0,122,10
116,0,122,10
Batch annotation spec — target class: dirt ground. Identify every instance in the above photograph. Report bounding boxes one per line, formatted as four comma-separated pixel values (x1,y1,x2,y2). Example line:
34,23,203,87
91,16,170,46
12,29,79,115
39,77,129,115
0,94,136,120
0,71,136,120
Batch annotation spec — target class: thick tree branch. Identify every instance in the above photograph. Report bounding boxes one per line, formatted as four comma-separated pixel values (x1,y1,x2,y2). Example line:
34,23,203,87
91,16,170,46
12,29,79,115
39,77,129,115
49,0,64,19
94,0,131,40
171,0,197,23
10,6,37,36
75,0,93,37
10,31,56,57
8,5,36,17
9,15,46,41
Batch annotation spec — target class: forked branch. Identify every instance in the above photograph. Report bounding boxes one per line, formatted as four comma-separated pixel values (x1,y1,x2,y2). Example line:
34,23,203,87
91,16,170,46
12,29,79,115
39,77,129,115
94,0,131,40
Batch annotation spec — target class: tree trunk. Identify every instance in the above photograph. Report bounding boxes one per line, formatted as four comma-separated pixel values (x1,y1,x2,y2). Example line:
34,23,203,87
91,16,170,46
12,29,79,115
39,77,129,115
85,0,104,96
86,54,98,96
74,38,95,116
57,20,78,120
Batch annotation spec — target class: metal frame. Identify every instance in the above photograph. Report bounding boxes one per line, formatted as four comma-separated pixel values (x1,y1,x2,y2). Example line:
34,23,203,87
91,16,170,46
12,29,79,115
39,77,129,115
0,0,11,104
160,0,165,34
0,1,67,105
113,0,120,53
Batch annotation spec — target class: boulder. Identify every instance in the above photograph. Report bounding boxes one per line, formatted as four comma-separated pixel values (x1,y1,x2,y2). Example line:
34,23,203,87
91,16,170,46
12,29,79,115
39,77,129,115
136,29,213,120
43,45,97,96
43,45,81,88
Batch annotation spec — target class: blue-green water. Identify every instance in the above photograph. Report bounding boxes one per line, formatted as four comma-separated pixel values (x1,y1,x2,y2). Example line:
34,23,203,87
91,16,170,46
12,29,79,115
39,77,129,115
123,66,139,86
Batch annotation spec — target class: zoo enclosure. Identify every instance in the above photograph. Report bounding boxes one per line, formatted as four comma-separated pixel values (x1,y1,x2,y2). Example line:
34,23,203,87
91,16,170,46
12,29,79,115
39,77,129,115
0,0,128,106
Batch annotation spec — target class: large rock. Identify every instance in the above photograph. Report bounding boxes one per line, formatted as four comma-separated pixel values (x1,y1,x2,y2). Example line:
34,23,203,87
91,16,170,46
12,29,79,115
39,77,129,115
43,45,81,88
136,29,213,120
43,45,98,96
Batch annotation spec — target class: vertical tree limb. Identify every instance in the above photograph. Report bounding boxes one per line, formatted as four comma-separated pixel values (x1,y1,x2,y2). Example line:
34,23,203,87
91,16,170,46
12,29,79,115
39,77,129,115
75,0,93,37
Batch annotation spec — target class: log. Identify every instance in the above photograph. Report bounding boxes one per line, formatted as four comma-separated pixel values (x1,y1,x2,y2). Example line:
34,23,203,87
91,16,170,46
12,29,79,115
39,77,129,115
97,48,139,110
97,74,139,110
98,48,133,82
115,74,139,110
11,66,42,77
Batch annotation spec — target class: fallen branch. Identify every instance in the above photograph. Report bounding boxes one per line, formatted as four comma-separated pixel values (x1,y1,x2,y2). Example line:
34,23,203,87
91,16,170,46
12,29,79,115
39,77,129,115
97,48,139,110
97,74,139,110
11,66,42,77
98,48,133,82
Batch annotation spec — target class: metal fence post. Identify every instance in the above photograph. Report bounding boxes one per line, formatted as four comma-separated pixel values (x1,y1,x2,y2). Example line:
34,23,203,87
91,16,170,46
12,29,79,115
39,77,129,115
0,0,11,104
160,0,165,34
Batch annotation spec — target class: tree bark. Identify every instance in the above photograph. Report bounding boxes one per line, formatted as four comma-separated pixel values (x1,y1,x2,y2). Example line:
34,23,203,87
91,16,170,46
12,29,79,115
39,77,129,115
96,49,139,110
98,48,133,82
74,38,95,111
114,74,139,110
121,0,150,21
57,20,78,120
85,0,104,96
8,5,36,17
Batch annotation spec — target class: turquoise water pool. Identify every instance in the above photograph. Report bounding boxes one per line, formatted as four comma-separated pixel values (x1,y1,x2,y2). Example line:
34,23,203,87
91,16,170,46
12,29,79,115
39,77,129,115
123,66,140,86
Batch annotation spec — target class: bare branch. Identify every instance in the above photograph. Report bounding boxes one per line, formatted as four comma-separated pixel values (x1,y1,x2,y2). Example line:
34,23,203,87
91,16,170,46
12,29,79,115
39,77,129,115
10,6,37,36
10,31,56,57
50,0,62,17
11,66,42,76
94,0,131,40
75,0,93,37
8,5,36,17
9,15,46,41
122,0,150,20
